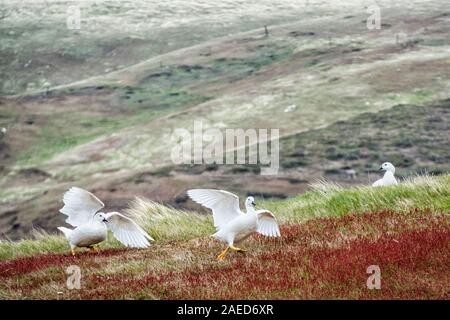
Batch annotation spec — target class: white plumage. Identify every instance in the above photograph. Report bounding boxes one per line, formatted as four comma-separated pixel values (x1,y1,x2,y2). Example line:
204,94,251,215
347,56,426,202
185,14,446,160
58,187,153,255
187,189,281,260
372,162,398,187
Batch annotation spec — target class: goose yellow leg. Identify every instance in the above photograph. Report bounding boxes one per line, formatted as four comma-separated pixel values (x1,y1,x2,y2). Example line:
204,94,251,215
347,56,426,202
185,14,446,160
230,245,247,253
217,247,229,261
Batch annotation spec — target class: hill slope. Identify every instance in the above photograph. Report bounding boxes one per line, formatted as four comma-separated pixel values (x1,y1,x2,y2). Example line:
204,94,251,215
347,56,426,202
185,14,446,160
1,1,449,240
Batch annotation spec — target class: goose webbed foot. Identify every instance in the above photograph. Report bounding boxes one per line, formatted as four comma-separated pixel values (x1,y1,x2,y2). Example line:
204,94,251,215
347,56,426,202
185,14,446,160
230,245,247,253
217,246,229,261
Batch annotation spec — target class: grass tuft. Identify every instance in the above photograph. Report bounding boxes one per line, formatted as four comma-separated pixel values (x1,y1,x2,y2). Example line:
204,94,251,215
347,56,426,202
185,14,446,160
125,197,215,242
263,174,450,224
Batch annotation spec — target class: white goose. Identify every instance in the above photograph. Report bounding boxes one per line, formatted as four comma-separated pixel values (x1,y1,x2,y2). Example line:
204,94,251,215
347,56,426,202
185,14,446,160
187,189,281,260
372,162,398,187
58,187,153,255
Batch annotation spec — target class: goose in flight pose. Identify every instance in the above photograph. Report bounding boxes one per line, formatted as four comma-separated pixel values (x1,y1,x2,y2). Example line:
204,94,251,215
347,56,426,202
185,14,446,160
372,162,398,187
187,189,281,261
58,187,153,255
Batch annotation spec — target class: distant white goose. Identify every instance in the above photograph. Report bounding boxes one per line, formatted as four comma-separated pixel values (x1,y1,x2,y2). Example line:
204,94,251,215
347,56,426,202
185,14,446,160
372,162,398,187
58,187,153,255
187,189,281,260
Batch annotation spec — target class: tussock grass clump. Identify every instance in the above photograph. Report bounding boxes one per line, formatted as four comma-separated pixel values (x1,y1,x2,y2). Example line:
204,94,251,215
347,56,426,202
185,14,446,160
125,197,215,242
0,174,448,261
263,174,450,223
0,230,67,261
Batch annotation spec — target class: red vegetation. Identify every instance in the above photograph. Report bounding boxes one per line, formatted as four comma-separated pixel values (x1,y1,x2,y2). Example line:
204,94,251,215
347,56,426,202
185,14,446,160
0,248,131,278
135,219,448,299
2,209,449,299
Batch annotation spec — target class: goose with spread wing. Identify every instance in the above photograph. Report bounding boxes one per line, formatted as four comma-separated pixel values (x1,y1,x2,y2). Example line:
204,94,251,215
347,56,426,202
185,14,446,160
58,187,153,255
187,189,281,260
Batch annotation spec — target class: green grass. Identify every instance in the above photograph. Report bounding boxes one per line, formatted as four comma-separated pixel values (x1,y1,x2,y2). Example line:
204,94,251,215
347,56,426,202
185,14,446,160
1,174,448,261
0,109,18,128
126,198,215,242
386,89,435,105
0,231,68,261
0,109,18,119
119,87,211,110
263,174,450,223
208,43,294,79
16,114,124,165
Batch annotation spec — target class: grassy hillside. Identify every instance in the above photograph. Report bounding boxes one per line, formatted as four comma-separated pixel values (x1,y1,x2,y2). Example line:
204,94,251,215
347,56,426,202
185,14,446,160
0,174,448,299
0,1,448,300
1,174,448,261
1,0,316,96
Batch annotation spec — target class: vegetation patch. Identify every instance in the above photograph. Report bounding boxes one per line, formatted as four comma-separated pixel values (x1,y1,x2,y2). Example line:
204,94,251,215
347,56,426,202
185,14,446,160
1,174,448,261
1,208,448,299
280,100,450,175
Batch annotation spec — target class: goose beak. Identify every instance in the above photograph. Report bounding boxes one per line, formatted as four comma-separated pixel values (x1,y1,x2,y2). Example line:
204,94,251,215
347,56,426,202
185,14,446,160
379,167,383,170
252,201,256,206
103,218,108,223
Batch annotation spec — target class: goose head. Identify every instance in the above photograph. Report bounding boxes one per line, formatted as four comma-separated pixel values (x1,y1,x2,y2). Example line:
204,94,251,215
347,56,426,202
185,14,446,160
245,196,256,212
94,212,108,223
380,162,395,174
